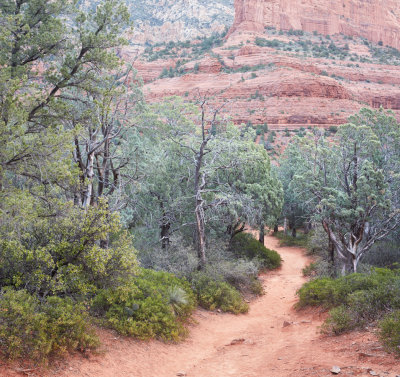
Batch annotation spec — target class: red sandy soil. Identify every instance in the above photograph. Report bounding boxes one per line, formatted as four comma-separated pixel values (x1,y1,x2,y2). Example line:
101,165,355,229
1,233,399,377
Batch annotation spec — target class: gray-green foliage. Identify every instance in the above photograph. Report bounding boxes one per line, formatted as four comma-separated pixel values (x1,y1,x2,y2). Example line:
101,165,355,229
125,96,283,265
0,0,138,298
283,108,400,274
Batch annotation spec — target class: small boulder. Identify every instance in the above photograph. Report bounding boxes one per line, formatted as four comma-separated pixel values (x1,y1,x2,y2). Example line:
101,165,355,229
330,366,341,374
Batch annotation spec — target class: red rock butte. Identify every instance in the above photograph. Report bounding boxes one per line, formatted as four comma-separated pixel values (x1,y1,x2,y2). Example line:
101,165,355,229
229,0,400,50
130,0,400,134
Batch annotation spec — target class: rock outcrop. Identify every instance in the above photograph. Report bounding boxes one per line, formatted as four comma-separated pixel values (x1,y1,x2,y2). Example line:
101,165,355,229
128,1,400,132
83,0,234,44
229,0,400,50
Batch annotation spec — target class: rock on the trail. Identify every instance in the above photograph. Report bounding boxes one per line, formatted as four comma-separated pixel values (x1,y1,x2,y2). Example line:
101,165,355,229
229,338,245,345
368,371,378,376
330,366,341,374
176,372,186,377
282,321,291,327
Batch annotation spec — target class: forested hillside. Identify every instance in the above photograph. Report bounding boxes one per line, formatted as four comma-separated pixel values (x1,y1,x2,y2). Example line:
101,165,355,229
1,0,400,374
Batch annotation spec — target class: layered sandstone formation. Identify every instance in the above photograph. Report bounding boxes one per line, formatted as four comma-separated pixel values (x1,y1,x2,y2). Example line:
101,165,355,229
229,0,400,50
128,1,400,131
136,37,400,130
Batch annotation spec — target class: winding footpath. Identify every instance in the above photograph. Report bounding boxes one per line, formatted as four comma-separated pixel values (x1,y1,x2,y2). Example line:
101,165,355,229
2,233,399,377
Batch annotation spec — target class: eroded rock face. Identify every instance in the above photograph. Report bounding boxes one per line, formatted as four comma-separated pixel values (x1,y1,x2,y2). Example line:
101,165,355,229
82,0,234,44
128,1,400,130
136,43,400,129
229,0,400,49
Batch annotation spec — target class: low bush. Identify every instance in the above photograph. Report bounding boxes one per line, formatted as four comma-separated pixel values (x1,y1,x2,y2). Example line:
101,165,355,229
361,239,400,269
321,305,356,334
298,269,400,338
302,262,318,277
91,269,196,341
191,273,249,314
297,269,398,309
203,258,263,294
274,231,308,248
230,233,282,270
297,277,337,308
136,235,198,279
306,226,329,256
0,289,98,362
379,310,400,356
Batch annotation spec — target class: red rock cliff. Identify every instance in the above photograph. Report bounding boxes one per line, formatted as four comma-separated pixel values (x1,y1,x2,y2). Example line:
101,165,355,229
229,0,400,49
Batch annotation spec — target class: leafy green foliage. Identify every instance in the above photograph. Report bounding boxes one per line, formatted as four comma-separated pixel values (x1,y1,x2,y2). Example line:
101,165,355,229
0,201,138,296
297,270,397,308
298,269,400,339
191,273,249,314
91,269,196,341
322,305,355,334
284,108,400,274
0,289,98,362
230,233,282,270
379,310,400,356
274,231,308,247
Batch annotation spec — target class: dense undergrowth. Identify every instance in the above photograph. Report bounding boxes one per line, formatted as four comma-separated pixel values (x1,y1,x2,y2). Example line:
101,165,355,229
0,290,99,362
230,232,282,270
297,269,400,355
273,231,309,248
0,232,281,362
91,269,196,341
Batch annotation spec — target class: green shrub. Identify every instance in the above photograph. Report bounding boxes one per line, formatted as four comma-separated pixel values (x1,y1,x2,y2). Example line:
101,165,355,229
298,269,400,345
191,273,248,314
302,262,318,277
297,270,398,309
230,233,282,270
322,305,355,334
297,277,336,308
379,310,400,356
306,226,329,256
91,269,196,341
202,257,262,294
0,289,98,362
274,231,308,247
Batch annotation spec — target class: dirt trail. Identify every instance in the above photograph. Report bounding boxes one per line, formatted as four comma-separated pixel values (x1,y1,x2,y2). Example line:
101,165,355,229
2,233,399,377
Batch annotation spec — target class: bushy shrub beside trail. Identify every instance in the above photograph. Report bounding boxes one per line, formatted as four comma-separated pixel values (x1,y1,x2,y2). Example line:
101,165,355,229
230,233,282,270
297,268,400,355
91,269,196,341
0,289,99,362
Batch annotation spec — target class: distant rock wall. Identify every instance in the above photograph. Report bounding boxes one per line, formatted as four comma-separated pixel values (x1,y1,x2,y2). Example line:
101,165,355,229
82,0,234,44
229,0,400,49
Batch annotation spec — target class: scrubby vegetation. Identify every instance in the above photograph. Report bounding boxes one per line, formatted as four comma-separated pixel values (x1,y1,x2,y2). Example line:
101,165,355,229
1,0,400,368
273,231,308,248
0,289,99,362
91,269,196,341
297,269,400,354
260,27,400,66
280,107,400,355
143,30,228,62
230,233,282,270
0,0,286,364
191,273,249,314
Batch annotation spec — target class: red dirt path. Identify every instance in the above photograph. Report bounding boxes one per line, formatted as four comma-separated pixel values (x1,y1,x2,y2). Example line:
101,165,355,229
1,233,399,377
